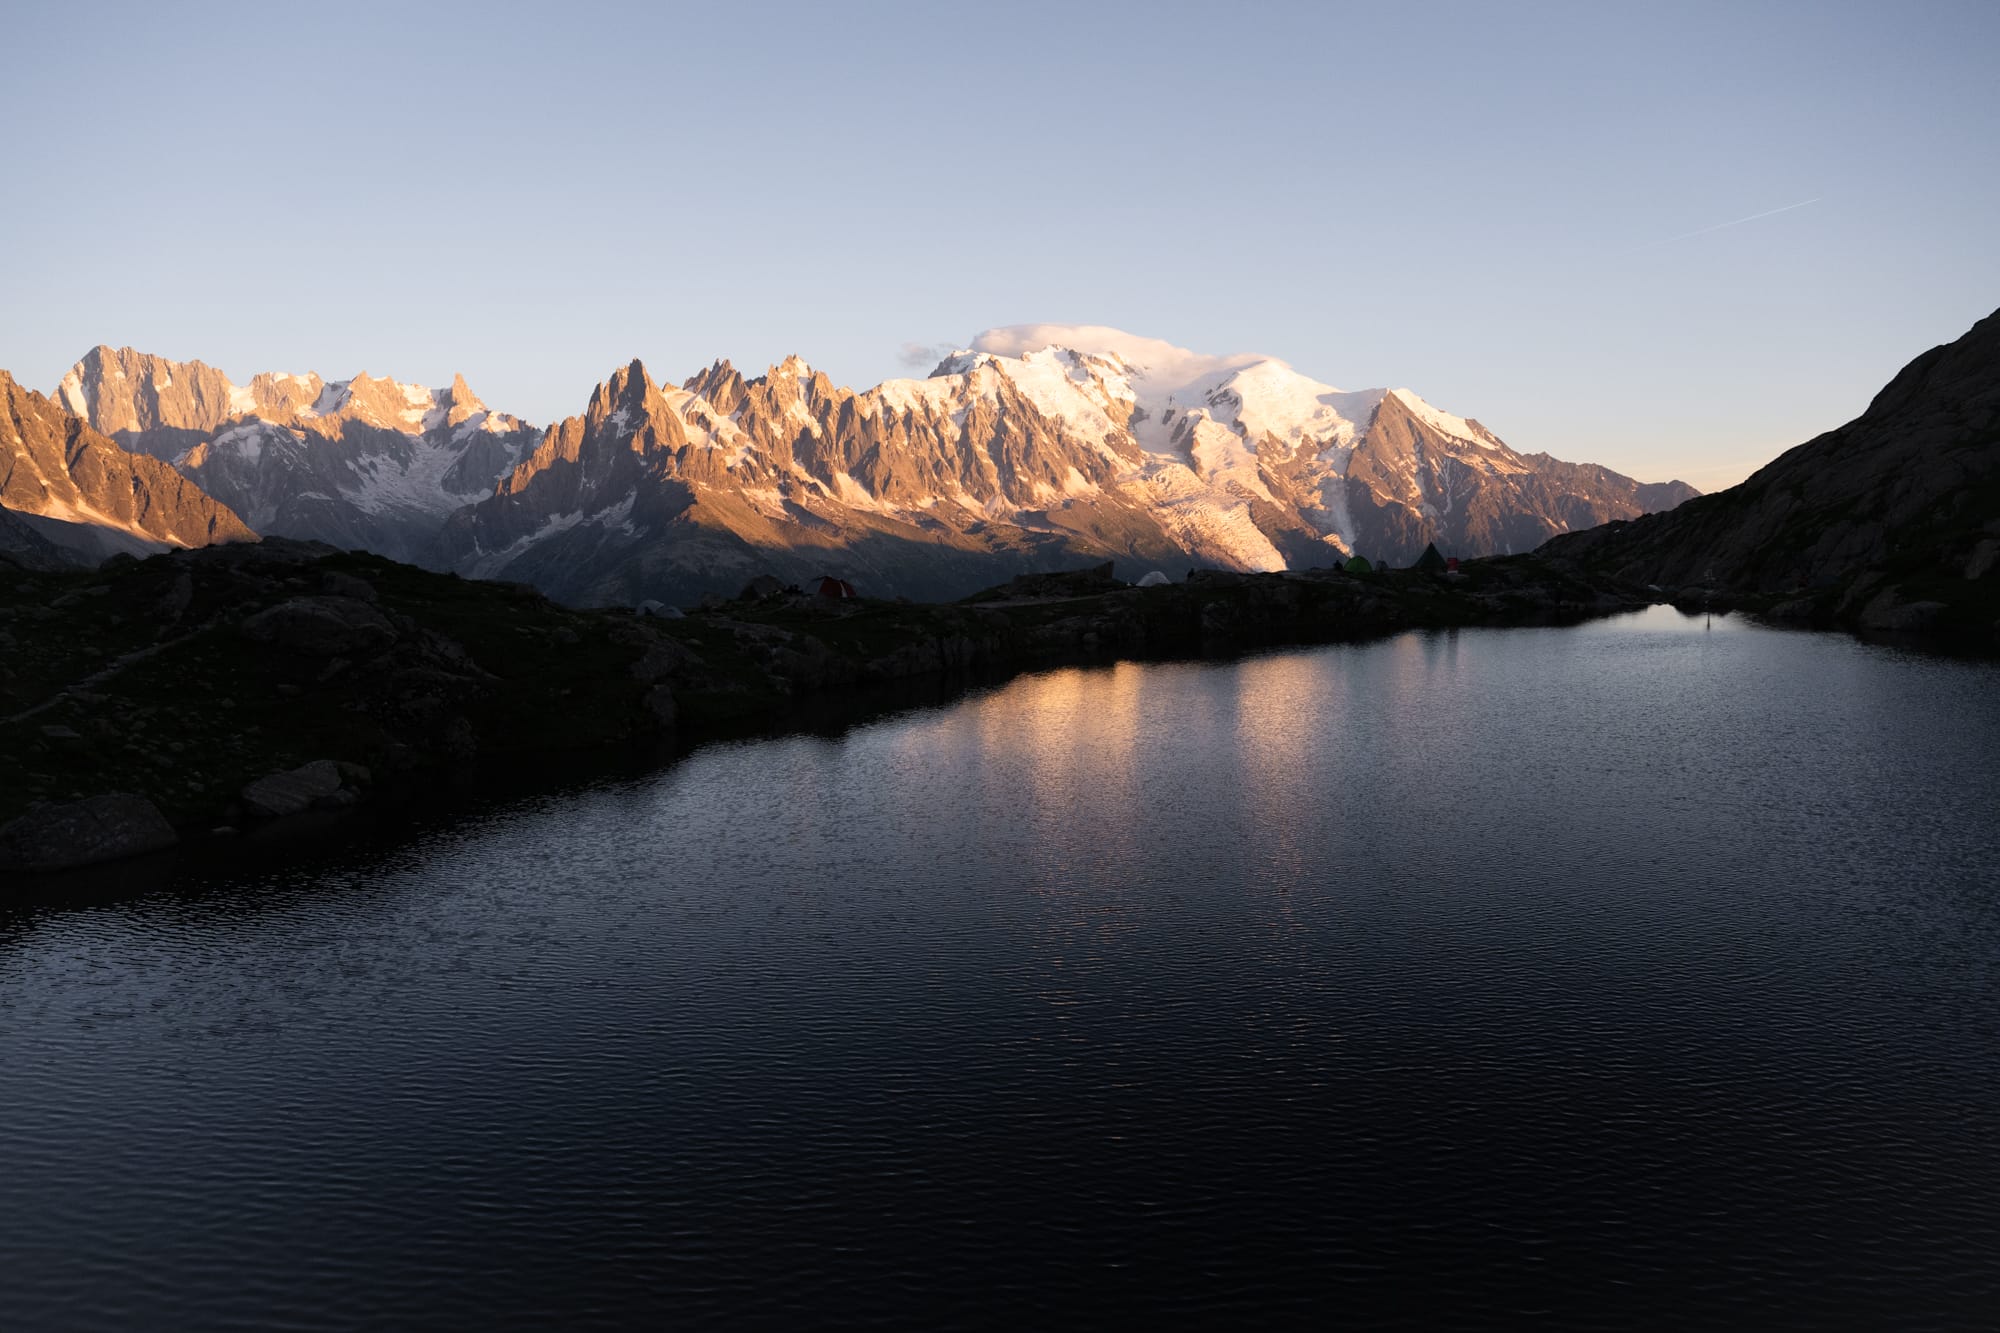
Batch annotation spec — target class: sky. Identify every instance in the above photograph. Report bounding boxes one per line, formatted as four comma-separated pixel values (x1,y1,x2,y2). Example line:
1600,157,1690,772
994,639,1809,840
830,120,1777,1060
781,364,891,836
3,0,1996,491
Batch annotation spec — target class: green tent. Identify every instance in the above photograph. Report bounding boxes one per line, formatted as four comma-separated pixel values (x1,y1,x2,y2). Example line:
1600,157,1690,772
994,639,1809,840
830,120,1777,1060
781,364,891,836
1345,554,1373,573
1414,542,1447,573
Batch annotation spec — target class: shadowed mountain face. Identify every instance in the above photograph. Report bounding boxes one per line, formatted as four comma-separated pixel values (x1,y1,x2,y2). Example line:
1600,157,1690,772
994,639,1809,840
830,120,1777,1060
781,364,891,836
0,371,255,561
1541,306,2000,633
0,504,80,570
436,333,1697,606
57,347,539,566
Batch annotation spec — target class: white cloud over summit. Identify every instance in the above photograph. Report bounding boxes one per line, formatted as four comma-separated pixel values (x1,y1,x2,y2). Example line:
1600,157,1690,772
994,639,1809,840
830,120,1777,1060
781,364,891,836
966,324,1271,397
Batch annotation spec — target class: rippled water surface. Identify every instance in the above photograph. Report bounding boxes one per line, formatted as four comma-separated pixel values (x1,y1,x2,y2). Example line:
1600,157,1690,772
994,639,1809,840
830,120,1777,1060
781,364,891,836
5,607,2000,1329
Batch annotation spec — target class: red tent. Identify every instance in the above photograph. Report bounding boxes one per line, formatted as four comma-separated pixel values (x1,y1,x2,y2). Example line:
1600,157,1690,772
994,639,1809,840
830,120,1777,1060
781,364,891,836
816,575,857,599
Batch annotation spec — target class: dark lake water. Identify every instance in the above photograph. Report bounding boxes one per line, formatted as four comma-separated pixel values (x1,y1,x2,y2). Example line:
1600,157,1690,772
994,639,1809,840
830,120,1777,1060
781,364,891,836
4,606,2000,1329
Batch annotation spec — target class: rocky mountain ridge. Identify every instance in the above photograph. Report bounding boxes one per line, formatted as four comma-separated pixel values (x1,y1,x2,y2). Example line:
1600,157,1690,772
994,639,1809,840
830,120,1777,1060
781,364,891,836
438,327,1698,605
57,346,538,564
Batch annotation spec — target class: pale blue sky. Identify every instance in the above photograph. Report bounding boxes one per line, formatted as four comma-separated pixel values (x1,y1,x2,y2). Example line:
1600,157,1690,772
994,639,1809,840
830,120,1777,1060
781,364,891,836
4,0,1995,489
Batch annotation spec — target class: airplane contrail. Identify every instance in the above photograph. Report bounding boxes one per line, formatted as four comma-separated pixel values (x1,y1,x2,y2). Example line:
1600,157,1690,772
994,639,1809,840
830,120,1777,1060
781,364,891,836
1652,197,1823,247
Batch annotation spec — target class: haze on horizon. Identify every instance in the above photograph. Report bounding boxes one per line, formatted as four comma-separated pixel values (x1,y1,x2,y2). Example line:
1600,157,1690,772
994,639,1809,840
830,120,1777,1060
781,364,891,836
4,0,1995,493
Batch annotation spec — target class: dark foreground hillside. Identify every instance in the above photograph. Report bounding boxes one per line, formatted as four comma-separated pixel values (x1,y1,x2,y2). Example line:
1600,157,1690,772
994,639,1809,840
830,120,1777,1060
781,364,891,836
0,542,1637,874
1542,307,2000,640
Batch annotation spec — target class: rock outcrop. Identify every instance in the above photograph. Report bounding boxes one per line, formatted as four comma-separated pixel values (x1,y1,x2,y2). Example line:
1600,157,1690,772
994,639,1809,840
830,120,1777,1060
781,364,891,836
239,760,356,818
241,595,399,658
0,793,178,872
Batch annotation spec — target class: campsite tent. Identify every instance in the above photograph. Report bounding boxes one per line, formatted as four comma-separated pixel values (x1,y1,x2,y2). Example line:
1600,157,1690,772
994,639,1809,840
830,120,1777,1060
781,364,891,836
1136,570,1172,587
1414,542,1448,573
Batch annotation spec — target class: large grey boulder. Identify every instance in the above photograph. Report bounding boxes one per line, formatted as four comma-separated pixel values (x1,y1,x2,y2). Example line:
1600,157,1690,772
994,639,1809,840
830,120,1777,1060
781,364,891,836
643,685,677,728
0,794,178,872
318,571,379,603
1858,588,1949,632
241,595,398,657
1966,538,1999,581
151,571,194,623
629,638,699,683
239,760,345,818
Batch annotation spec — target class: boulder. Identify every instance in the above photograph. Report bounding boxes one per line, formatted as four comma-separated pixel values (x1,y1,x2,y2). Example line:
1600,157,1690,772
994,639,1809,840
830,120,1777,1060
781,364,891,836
630,639,699,683
151,571,194,623
0,793,178,871
239,759,345,818
1765,597,1821,624
241,595,398,658
441,717,479,760
1858,586,1949,632
985,562,1122,600
318,571,379,603
644,684,678,728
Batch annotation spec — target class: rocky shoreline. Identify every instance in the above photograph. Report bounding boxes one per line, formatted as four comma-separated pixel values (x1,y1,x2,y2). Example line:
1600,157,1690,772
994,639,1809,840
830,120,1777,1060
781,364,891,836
0,542,1664,877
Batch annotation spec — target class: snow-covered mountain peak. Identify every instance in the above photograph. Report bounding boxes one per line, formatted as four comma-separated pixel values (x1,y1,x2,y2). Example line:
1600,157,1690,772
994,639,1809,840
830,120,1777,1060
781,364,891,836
954,324,1411,462
1384,387,1490,446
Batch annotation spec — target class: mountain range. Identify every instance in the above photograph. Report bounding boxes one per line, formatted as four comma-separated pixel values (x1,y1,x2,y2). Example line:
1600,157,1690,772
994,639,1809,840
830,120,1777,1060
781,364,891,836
6,328,1698,603
55,345,539,565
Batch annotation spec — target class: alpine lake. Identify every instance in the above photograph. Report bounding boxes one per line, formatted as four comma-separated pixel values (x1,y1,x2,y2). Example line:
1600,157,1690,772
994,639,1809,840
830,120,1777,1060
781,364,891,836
4,605,1999,1329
